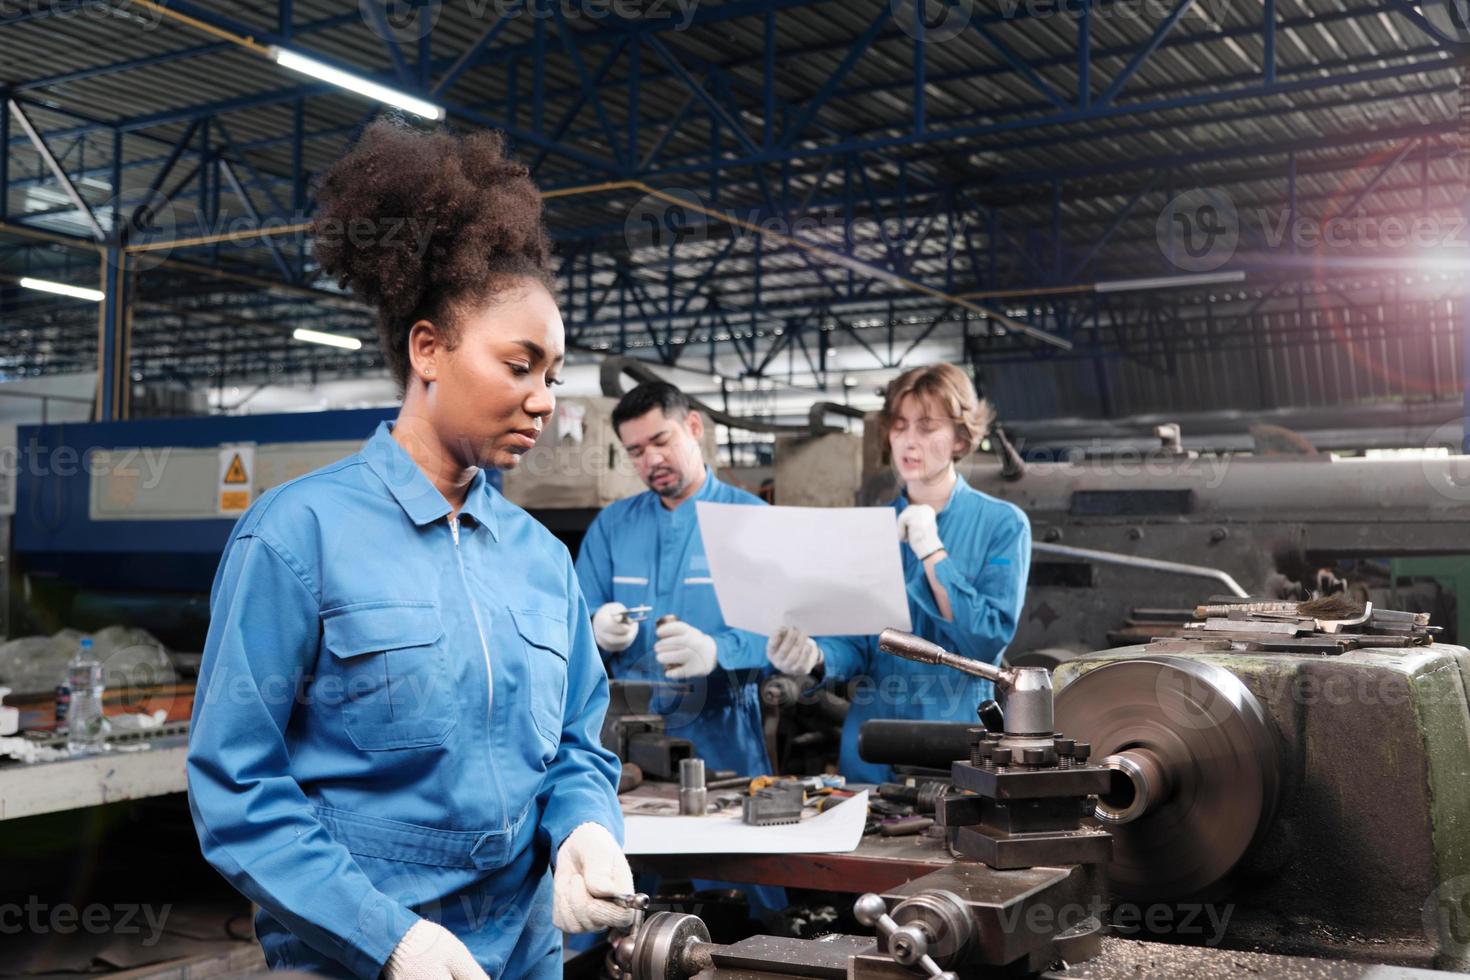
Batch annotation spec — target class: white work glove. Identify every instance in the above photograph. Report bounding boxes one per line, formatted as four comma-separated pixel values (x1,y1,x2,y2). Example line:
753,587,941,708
897,504,944,559
766,626,822,675
653,619,719,679
383,918,489,980
592,602,639,653
552,822,636,933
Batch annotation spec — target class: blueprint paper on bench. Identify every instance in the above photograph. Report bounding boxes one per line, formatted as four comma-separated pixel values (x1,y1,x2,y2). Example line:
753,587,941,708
696,502,912,637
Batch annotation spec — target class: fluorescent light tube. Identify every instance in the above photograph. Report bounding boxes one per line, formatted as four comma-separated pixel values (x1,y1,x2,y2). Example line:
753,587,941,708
270,46,445,121
19,277,105,302
1094,270,1245,293
293,327,363,350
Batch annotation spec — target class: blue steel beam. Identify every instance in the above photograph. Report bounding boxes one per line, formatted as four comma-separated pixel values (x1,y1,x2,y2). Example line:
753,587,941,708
778,8,893,149
7,99,105,241
358,1,416,87
550,3,627,170
972,21,1068,110
1096,0,1198,108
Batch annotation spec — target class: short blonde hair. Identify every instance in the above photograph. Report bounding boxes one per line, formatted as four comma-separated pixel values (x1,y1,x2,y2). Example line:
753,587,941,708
879,363,995,461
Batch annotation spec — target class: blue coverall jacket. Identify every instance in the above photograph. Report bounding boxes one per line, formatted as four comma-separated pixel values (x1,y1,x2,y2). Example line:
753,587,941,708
817,475,1032,783
574,468,771,777
186,422,623,979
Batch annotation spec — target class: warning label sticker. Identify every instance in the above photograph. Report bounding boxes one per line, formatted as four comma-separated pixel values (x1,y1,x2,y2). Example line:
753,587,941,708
218,445,255,515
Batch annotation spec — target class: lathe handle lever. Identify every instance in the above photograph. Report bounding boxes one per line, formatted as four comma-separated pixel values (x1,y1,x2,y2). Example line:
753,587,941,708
878,630,1014,690
853,894,959,980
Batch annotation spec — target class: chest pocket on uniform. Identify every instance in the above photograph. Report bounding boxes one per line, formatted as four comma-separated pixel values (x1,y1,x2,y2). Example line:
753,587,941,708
510,608,570,760
322,601,456,751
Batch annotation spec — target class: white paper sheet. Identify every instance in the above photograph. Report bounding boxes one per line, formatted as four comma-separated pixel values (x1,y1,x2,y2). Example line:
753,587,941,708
696,502,912,637
623,791,869,855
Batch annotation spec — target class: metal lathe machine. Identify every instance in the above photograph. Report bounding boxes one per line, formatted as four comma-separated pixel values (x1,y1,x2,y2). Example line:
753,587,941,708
600,597,1470,980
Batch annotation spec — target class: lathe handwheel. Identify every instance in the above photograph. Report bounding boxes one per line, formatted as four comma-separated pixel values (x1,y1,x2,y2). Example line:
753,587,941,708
1054,656,1279,901
630,911,710,980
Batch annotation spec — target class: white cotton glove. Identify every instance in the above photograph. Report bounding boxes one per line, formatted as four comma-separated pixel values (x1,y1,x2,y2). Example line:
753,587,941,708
592,602,639,653
897,504,944,559
766,626,823,675
383,918,489,980
653,619,719,679
552,822,636,933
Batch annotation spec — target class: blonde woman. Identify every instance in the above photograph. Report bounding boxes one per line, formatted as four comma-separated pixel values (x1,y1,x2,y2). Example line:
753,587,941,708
765,364,1031,782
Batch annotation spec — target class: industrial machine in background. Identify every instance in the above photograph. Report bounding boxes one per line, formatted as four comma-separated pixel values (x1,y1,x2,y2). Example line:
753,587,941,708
4,396,650,651
9,408,400,651
771,409,1470,665
971,447,1470,663
598,602,1470,979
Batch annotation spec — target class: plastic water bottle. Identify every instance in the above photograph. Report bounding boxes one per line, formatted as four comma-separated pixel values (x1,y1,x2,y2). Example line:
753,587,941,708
65,638,108,753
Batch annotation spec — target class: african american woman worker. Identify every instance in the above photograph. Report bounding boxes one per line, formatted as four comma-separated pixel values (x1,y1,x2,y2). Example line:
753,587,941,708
186,121,630,980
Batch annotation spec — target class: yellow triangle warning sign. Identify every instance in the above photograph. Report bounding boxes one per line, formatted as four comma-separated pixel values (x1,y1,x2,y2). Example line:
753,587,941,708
223,453,249,485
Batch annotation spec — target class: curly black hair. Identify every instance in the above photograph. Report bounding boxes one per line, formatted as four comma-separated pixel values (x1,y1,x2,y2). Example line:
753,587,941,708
313,119,554,389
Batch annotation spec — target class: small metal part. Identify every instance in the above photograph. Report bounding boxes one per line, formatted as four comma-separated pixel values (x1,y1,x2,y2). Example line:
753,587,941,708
656,614,680,627
678,757,707,816
1021,747,1046,767
742,784,803,826
1073,742,1090,764
991,747,1012,768
705,775,751,791
880,815,934,836
968,727,988,766
620,604,653,624
977,699,1005,732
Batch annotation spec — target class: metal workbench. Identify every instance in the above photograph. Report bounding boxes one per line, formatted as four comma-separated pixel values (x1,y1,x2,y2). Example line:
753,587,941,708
0,726,189,821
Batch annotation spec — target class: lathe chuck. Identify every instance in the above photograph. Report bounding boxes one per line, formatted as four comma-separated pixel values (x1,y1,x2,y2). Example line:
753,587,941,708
1054,657,1279,901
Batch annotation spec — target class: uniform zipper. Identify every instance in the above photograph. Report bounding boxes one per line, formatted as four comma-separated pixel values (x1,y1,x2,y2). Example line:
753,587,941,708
451,516,508,830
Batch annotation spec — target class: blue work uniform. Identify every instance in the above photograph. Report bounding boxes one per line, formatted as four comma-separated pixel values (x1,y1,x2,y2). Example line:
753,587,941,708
574,468,770,778
817,475,1031,784
186,422,622,980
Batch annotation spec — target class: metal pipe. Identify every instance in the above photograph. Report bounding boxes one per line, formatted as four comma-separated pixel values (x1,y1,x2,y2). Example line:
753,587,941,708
597,355,866,435
1032,541,1250,598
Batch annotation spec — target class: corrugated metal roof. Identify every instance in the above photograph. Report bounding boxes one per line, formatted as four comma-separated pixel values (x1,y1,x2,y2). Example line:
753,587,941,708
0,0,1463,423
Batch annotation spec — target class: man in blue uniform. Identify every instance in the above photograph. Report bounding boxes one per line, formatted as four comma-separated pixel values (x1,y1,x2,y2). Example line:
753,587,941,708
575,382,770,778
